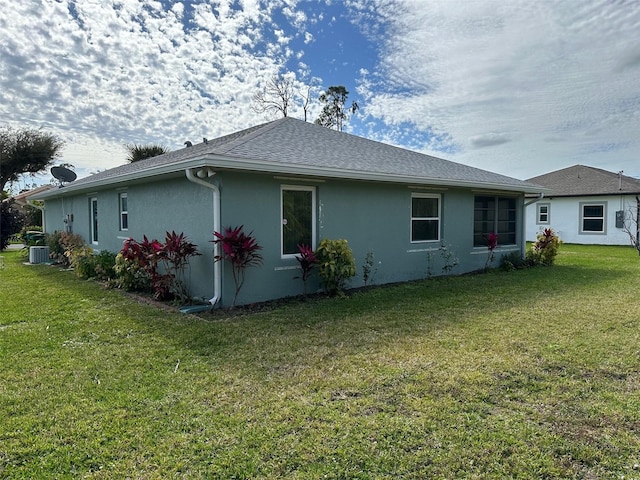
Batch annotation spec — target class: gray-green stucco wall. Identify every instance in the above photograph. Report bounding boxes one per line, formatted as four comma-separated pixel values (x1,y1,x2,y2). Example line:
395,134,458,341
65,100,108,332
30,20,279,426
217,172,524,306
43,177,216,301
42,171,524,307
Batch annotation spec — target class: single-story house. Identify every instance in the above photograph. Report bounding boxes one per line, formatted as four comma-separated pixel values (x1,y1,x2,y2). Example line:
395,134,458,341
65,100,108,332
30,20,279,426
33,117,544,307
525,165,640,245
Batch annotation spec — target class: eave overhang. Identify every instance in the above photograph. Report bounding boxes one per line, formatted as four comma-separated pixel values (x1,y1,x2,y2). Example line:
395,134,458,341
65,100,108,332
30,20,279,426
31,153,548,200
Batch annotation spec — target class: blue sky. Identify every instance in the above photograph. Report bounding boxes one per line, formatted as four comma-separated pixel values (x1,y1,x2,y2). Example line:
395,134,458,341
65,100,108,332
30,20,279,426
1,0,639,190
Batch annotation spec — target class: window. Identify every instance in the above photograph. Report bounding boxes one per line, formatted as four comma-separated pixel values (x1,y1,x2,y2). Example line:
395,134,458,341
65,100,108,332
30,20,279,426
537,203,550,224
281,186,316,256
474,195,517,246
119,192,128,231
411,194,440,242
580,202,606,233
90,197,98,244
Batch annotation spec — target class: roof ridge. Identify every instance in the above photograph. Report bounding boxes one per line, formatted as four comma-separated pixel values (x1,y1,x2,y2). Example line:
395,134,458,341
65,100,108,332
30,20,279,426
214,117,289,155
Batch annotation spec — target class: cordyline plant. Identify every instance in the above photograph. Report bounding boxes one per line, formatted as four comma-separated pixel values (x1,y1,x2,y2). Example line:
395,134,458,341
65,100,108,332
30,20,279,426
485,231,499,270
532,227,560,266
158,231,202,302
117,232,200,303
294,244,318,295
212,225,263,307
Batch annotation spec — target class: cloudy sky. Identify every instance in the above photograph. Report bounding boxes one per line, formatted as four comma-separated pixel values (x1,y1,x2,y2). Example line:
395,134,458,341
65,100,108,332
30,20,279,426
1,0,639,189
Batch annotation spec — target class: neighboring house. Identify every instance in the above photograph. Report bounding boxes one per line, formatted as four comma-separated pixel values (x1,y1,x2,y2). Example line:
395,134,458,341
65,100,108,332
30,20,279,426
10,185,54,207
33,117,543,307
525,165,640,245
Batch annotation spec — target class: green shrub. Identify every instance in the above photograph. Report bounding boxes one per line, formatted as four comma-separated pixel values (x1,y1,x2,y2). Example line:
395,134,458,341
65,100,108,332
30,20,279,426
66,247,117,281
315,238,356,295
68,245,99,278
47,231,85,267
500,251,529,271
113,252,151,292
531,228,561,266
93,250,117,280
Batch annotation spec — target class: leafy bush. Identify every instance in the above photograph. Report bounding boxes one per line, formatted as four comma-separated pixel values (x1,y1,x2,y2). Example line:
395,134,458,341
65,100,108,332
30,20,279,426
68,245,98,278
116,232,201,302
531,228,561,266
213,225,263,307
61,243,117,281
46,231,85,267
114,252,150,292
315,238,356,295
500,251,530,271
0,198,25,250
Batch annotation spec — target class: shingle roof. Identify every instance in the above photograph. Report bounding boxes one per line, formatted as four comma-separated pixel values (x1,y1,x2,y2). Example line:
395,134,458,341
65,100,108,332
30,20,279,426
37,117,543,197
527,165,640,197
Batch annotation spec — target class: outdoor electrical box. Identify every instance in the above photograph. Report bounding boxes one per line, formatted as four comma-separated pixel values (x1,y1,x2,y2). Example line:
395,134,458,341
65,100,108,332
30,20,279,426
616,210,624,228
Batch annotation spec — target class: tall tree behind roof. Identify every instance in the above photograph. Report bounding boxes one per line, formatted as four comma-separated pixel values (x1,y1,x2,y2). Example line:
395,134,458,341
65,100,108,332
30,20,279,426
314,85,359,132
251,75,295,118
125,144,169,163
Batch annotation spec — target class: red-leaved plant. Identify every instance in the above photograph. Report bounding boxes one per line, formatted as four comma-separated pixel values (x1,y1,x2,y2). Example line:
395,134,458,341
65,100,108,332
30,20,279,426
485,231,499,269
212,225,263,306
295,244,318,295
118,232,200,302
158,231,202,302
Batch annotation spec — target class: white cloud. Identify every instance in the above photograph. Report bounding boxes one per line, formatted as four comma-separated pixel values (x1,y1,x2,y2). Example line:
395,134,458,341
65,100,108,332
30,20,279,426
355,0,640,178
3,0,639,187
0,0,310,180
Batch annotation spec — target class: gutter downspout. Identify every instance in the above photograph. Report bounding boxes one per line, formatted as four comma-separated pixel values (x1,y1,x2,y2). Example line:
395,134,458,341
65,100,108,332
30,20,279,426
523,192,544,208
185,167,221,308
522,193,545,257
26,199,46,228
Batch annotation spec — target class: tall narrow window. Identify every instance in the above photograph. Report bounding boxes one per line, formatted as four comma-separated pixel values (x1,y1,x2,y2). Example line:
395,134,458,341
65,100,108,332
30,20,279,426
90,197,98,244
537,203,550,224
411,194,440,242
474,195,517,246
119,193,128,231
581,203,606,233
281,186,316,256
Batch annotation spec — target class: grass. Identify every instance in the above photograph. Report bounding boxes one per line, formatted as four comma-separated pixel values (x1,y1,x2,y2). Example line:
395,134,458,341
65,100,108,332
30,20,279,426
1,244,639,479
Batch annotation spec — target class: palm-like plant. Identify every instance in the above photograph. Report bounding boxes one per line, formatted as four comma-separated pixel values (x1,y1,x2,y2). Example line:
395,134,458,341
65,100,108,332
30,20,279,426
125,144,168,163
212,226,263,306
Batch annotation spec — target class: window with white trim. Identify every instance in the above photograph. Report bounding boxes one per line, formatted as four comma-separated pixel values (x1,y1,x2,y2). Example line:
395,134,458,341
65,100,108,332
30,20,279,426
580,202,606,233
474,195,517,246
411,193,440,242
281,185,316,256
537,203,550,225
119,192,128,231
90,197,98,244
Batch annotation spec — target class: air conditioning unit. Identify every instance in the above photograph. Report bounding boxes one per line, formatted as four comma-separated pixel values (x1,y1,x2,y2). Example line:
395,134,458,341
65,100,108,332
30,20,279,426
29,246,50,264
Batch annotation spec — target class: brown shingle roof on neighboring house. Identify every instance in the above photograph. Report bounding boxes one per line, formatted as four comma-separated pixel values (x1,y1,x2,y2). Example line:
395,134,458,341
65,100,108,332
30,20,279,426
527,165,640,197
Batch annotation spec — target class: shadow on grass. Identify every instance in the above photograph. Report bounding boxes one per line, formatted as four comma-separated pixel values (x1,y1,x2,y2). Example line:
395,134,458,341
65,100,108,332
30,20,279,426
3,249,634,374
119,261,629,372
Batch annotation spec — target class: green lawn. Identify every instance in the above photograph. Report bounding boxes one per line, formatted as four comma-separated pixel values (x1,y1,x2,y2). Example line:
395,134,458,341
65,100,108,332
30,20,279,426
1,245,639,479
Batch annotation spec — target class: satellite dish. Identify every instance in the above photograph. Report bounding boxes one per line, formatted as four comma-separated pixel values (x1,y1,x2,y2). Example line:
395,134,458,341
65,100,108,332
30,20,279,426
51,166,77,186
